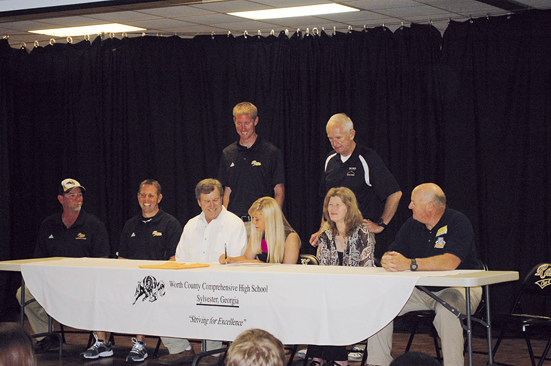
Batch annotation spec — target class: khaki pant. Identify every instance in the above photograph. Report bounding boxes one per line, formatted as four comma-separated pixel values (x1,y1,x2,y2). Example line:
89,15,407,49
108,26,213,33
161,337,222,355
16,285,49,340
367,286,482,366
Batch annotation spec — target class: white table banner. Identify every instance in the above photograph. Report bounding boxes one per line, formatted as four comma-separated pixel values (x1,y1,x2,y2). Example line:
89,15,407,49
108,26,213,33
21,257,470,345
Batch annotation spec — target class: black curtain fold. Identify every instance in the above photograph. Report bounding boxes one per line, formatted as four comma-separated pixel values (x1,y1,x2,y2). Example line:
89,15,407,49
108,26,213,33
1,10,550,317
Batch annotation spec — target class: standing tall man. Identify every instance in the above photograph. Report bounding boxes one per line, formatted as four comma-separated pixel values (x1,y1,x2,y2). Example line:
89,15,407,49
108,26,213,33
81,179,182,361
311,113,402,255
218,102,285,235
16,178,110,354
158,179,247,366
367,183,482,366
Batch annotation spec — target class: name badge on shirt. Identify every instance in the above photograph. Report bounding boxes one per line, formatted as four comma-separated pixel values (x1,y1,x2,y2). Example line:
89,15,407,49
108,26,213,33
436,226,448,236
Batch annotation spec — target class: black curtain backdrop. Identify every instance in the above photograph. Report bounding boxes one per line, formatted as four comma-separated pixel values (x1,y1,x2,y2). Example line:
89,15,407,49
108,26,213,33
1,10,550,318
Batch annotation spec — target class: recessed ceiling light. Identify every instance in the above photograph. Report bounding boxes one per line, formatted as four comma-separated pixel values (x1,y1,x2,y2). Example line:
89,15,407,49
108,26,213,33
29,23,145,37
229,4,359,20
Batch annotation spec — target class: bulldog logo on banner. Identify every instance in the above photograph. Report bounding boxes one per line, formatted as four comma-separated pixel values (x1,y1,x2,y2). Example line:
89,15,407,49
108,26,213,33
133,275,165,304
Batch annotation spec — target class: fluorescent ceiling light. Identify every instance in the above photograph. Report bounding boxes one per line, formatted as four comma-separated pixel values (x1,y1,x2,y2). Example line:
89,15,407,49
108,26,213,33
229,4,359,20
29,23,145,37
0,0,107,12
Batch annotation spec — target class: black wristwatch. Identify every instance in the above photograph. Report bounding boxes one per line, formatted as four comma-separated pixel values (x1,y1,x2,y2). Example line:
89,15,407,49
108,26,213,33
377,218,387,228
410,258,418,271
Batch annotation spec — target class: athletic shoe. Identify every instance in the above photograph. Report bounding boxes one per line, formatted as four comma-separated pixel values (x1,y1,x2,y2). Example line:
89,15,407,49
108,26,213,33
348,344,366,361
158,348,196,365
80,334,114,359
296,348,307,359
198,355,219,366
33,333,60,354
126,338,148,362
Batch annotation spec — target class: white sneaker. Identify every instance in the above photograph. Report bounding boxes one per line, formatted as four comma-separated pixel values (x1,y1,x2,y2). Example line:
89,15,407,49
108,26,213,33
79,334,114,359
296,348,307,359
348,345,365,361
126,338,148,362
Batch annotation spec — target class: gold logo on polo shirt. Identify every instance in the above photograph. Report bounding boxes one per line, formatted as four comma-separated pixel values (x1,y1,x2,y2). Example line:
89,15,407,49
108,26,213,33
436,225,448,236
251,160,262,166
152,231,162,237
76,233,86,240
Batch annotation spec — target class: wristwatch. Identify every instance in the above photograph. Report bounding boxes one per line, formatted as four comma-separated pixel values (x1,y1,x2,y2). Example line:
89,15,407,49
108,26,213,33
410,258,418,271
377,218,387,228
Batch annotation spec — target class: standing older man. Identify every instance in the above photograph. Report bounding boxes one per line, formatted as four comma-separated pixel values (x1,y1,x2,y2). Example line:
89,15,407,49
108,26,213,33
82,179,182,361
16,178,110,354
218,102,285,237
158,179,247,366
367,183,481,366
311,114,401,251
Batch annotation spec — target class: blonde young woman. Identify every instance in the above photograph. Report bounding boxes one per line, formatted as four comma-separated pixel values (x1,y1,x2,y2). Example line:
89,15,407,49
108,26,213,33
220,197,300,264
309,186,375,366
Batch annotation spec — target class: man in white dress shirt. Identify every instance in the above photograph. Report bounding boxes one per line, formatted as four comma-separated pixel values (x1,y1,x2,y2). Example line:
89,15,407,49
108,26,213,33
158,178,247,366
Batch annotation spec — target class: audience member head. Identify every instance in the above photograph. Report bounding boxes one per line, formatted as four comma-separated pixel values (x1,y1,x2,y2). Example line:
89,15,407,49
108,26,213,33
323,187,363,237
0,323,36,366
389,352,441,366
195,179,223,224
248,197,293,263
226,328,285,366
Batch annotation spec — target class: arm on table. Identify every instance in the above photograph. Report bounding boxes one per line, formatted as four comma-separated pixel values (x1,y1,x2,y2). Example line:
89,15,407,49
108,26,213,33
381,251,461,272
220,241,261,264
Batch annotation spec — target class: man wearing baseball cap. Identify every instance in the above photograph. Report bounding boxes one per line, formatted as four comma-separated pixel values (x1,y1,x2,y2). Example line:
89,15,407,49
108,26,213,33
16,178,110,354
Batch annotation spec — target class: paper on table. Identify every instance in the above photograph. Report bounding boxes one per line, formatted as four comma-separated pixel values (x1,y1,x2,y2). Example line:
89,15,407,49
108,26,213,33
138,262,210,270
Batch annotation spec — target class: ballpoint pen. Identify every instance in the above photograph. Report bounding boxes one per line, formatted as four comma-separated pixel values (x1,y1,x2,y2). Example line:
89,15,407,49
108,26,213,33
225,243,228,264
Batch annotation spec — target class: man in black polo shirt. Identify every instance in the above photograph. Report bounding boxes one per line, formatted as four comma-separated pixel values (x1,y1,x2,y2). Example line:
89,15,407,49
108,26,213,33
83,179,182,361
16,178,110,354
218,102,285,237
367,183,481,366
310,113,402,255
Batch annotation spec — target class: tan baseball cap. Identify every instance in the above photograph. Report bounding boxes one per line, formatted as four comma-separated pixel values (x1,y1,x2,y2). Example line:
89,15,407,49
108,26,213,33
59,178,86,195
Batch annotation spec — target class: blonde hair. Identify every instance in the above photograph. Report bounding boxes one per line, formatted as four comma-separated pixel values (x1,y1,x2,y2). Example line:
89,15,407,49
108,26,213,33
323,187,363,237
226,329,286,366
233,102,258,120
248,197,293,263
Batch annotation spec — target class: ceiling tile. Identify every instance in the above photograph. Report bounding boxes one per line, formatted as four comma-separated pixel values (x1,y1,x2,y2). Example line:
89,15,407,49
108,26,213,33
137,5,214,18
189,0,270,13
